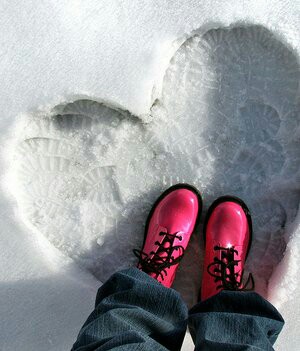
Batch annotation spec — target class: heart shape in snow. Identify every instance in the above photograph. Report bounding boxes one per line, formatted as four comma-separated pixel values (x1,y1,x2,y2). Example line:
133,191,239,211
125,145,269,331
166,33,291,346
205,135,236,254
11,26,300,305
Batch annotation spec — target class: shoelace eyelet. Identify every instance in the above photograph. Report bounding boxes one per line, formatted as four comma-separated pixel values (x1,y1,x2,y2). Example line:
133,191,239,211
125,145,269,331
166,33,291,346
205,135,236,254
207,245,254,292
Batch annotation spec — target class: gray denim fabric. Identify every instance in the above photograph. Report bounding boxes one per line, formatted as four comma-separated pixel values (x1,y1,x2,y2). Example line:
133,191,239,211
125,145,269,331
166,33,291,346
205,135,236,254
72,268,284,351
189,291,284,350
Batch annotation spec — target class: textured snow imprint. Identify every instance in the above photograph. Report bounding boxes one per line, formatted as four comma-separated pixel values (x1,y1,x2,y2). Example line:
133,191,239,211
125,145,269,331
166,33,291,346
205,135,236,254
12,26,299,305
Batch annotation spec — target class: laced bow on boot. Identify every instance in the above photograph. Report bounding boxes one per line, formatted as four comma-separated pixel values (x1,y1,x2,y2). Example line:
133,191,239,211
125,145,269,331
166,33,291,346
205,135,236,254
207,245,254,291
133,231,184,280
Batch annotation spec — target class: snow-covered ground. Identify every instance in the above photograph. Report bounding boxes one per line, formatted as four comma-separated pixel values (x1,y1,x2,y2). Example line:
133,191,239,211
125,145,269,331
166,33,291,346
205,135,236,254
0,1,299,350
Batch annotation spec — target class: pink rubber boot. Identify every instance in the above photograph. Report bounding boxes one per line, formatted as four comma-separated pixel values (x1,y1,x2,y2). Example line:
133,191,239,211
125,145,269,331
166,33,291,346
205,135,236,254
201,196,254,301
134,184,202,288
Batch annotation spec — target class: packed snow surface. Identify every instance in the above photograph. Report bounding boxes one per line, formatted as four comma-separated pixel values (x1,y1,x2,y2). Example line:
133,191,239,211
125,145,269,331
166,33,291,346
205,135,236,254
1,1,299,350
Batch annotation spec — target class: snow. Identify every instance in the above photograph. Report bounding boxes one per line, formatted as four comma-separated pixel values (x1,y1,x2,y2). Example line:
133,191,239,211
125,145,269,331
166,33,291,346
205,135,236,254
0,1,299,350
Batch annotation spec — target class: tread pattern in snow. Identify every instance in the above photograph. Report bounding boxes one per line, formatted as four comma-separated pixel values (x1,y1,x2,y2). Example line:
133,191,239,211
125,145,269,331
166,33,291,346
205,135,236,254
11,25,300,305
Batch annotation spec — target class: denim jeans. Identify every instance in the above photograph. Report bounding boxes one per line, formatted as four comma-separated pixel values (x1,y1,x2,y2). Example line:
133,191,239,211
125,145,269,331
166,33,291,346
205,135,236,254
72,268,284,351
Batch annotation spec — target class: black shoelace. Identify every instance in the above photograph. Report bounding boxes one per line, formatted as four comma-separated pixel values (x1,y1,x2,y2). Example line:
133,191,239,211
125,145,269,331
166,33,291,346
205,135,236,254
207,245,254,291
133,231,184,280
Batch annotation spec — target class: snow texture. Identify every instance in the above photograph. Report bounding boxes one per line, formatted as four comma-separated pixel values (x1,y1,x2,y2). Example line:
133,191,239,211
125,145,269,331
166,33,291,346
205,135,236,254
0,1,299,350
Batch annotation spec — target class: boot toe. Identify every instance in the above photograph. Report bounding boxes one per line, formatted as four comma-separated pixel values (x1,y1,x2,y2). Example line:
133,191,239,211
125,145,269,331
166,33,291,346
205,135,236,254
159,189,199,234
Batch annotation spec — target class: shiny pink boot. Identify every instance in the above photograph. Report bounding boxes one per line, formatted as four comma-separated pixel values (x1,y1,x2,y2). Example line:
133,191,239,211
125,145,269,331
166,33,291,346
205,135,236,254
201,196,254,301
134,184,202,288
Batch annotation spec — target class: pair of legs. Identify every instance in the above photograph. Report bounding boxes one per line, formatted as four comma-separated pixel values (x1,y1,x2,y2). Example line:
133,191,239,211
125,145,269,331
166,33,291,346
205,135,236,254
72,184,284,350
